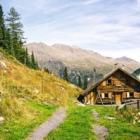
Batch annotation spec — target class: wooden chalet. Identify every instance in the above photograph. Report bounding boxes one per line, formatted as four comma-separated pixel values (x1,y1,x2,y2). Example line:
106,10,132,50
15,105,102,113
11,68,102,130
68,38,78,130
78,68,140,105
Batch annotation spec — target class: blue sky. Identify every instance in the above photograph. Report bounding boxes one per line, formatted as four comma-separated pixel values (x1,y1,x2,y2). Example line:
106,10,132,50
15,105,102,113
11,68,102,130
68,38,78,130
1,0,140,61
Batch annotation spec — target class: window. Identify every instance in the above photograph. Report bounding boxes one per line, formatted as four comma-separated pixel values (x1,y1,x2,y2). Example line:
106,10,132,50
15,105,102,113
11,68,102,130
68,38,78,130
102,93,109,98
105,93,108,98
101,93,105,98
107,79,112,85
130,92,134,97
127,92,134,98
127,92,130,98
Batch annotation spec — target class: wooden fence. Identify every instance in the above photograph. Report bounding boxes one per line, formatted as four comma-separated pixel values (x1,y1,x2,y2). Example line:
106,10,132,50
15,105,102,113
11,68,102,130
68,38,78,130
124,99,140,109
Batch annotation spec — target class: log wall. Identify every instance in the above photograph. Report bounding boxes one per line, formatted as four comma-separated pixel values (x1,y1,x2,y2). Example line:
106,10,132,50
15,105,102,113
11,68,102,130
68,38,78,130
83,70,140,105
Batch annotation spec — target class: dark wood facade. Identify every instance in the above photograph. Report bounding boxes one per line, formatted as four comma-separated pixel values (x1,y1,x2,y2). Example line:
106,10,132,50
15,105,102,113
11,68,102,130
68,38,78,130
78,68,140,105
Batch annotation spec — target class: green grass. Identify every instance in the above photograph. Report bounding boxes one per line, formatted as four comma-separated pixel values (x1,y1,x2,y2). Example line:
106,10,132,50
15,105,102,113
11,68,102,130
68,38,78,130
46,106,96,140
0,101,57,140
46,105,140,140
93,106,140,140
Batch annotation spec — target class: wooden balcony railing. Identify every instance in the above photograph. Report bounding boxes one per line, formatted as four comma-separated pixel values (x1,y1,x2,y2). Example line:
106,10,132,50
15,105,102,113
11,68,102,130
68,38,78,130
98,86,134,92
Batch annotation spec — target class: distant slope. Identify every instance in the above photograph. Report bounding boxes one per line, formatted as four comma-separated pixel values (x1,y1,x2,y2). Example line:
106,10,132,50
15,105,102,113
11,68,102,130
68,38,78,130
25,43,140,74
132,68,140,80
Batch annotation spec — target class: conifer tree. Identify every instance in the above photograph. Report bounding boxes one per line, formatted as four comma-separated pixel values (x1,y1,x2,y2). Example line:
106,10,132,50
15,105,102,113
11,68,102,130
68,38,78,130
0,5,38,70
63,67,69,81
6,7,24,61
78,75,82,88
6,7,23,40
5,29,12,53
83,75,88,89
31,51,35,65
31,51,38,69
0,5,6,48
44,68,50,73
24,48,30,65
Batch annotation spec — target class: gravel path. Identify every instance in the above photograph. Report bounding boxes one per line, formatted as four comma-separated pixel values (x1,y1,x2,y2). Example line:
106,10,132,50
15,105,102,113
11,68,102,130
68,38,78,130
93,125,108,140
92,110,108,140
28,107,66,140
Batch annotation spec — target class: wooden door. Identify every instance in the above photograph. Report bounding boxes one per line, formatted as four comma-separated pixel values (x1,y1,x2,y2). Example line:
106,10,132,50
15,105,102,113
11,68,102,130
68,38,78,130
115,93,122,105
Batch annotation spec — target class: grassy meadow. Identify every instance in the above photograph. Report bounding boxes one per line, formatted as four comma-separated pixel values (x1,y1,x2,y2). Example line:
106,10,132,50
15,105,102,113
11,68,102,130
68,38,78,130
46,106,140,140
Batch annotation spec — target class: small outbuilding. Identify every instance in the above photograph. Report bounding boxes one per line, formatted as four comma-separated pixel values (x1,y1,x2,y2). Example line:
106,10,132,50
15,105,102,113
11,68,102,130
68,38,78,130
78,68,140,105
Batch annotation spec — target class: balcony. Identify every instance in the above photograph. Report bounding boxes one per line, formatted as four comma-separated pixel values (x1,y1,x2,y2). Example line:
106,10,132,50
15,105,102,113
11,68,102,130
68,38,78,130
98,85,134,92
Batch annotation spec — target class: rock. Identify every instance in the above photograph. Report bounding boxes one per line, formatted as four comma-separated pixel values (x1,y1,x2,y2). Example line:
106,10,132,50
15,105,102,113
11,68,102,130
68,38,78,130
93,110,99,120
33,88,39,94
43,102,50,106
60,87,65,90
77,102,85,106
93,125,108,140
133,120,136,124
105,116,116,120
0,116,5,123
0,61,7,69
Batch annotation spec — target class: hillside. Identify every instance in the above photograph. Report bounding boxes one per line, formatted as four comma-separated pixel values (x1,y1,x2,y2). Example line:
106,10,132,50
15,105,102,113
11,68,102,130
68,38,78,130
0,49,80,103
25,43,140,74
0,49,80,139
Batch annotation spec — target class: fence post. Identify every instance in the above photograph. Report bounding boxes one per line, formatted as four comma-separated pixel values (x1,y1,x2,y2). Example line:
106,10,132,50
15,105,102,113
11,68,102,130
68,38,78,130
137,100,140,109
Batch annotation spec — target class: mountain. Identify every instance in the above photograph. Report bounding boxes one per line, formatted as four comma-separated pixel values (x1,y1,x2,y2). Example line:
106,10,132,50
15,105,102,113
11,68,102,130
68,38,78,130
115,56,140,71
25,43,140,72
25,43,140,87
25,43,111,73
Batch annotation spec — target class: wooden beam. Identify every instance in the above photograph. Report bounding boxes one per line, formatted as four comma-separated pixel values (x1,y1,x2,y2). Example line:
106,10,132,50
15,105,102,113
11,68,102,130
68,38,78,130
90,93,92,104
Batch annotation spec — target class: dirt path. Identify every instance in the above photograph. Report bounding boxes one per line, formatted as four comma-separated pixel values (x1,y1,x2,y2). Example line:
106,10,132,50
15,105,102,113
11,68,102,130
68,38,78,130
28,107,66,140
92,110,108,140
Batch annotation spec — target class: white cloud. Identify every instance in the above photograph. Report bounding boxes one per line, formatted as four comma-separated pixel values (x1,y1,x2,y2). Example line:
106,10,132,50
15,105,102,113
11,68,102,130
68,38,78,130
137,0,140,6
10,0,48,10
82,0,101,5
96,48,140,62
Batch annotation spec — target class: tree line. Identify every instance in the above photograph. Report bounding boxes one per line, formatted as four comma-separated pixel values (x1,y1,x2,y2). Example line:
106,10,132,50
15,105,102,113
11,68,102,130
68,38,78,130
63,67,88,89
0,5,38,69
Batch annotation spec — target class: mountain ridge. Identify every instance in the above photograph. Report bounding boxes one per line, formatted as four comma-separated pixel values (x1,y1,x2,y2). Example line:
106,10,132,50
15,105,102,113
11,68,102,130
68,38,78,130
25,43,140,74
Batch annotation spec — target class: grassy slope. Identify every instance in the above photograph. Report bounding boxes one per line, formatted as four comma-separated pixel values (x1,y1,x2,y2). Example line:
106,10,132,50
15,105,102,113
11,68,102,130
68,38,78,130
0,50,81,139
1,50,80,105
